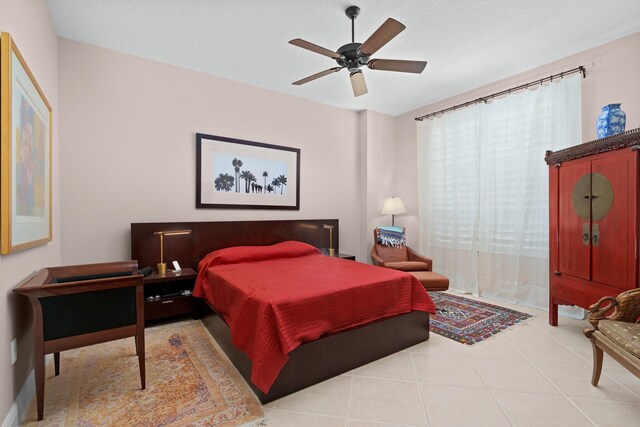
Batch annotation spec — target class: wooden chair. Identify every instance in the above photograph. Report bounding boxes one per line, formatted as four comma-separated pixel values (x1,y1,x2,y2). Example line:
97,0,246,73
583,288,640,386
14,261,145,421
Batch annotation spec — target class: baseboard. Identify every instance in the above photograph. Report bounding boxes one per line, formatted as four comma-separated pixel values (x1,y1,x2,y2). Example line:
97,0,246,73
1,403,18,427
559,305,586,319
1,369,35,427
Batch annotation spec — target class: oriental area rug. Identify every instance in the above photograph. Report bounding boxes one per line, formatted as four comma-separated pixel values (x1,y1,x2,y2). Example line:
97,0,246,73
24,320,263,427
430,292,532,345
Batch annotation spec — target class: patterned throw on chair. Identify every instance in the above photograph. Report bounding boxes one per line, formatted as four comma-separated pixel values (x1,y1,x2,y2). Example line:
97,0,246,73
430,292,532,344
376,226,406,247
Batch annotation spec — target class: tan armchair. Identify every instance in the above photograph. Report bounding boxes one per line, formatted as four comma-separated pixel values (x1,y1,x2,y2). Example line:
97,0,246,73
583,288,640,386
371,228,449,291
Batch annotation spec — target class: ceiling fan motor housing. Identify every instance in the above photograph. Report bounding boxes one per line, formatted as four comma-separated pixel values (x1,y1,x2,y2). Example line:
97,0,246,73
336,42,370,71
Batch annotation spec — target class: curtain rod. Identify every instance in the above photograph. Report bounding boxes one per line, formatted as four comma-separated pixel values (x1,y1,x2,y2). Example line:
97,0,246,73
414,66,586,121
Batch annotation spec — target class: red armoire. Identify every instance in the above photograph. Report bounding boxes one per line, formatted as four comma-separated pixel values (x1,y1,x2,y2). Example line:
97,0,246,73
545,128,640,325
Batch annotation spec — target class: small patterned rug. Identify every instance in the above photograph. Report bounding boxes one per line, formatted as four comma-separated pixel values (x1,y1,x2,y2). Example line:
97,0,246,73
24,320,263,426
430,292,532,345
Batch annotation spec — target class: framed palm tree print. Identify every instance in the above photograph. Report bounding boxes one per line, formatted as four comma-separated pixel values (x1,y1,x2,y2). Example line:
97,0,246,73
1,33,53,254
196,133,300,210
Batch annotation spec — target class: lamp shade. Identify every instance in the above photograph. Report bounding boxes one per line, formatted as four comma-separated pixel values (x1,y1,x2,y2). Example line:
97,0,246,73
350,71,368,97
381,197,407,215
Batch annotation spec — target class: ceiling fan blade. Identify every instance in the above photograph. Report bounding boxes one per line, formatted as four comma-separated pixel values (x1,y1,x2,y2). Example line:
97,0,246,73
359,18,406,56
292,67,342,85
350,71,368,97
367,59,427,74
289,38,341,59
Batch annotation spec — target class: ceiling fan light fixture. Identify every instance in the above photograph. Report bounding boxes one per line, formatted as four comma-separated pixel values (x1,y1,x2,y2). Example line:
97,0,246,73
350,70,368,97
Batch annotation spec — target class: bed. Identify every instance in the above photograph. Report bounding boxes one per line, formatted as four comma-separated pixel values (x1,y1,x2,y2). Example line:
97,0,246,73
130,219,434,402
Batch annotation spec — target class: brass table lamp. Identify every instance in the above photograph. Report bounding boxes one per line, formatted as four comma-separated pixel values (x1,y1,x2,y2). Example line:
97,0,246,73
153,229,191,274
323,224,335,256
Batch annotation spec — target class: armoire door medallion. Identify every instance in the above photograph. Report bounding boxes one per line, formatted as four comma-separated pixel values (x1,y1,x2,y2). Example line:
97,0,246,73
591,173,614,221
571,173,614,221
571,174,592,220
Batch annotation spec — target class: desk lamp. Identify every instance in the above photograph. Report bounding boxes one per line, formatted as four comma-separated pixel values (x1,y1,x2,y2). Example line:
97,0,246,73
153,229,191,274
323,224,335,256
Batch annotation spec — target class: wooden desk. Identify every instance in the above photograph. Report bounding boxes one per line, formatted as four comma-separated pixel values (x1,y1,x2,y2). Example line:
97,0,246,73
14,261,145,421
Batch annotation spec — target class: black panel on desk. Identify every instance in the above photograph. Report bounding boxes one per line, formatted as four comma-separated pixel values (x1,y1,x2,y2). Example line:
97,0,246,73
51,271,132,283
40,287,136,341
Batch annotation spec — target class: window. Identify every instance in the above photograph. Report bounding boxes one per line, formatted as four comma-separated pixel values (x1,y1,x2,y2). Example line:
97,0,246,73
417,74,582,306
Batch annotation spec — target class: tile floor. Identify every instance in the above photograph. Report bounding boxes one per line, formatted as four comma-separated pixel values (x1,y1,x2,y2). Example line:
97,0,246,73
255,292,640,427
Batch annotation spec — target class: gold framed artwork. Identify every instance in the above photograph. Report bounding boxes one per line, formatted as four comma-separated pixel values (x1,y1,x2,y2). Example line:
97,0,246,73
1,33,52,254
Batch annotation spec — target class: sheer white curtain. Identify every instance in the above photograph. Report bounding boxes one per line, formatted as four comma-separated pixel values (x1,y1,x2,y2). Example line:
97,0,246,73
417,74,582,309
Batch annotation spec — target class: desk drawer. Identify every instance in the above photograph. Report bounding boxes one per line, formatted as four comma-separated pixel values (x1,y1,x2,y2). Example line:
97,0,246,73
145,296,195,321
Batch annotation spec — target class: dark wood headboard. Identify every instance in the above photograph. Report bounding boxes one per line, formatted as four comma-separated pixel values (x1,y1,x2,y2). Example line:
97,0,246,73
130,219,339,270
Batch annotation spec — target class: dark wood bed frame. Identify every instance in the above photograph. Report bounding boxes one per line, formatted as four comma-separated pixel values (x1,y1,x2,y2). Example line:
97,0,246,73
130,219,430,403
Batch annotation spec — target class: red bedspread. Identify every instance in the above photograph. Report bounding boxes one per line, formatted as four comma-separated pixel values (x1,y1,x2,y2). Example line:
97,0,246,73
193,241,435,393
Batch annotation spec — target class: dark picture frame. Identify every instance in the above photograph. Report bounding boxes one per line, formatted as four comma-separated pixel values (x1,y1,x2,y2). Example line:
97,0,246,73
196,133,300,210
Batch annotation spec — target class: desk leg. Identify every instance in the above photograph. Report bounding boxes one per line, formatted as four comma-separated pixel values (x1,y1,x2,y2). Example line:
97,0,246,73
34,339,45,420
136,286,146,390
32,307,46,421
137,332,146,389
54,352,60,376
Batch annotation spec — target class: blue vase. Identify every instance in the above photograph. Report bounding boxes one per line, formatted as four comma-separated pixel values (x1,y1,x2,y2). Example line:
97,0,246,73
596,103,626,138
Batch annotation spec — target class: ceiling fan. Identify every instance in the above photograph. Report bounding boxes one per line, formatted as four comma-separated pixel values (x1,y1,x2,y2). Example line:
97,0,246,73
289,6,427,97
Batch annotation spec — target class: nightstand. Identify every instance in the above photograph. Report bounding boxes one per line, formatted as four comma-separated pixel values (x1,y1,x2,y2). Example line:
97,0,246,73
338,253,356,261
143,268,198,321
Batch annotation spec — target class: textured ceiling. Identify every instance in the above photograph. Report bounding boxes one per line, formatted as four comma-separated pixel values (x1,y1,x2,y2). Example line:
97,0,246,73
45,0,640,116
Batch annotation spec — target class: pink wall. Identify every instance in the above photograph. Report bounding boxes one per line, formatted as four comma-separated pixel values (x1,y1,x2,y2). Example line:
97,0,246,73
363,111,398,252
394,32,640,248
58,39,365,265
0,0,60,424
